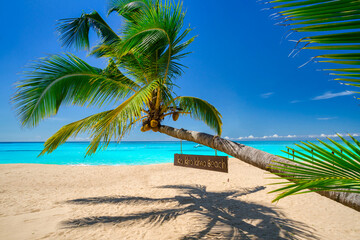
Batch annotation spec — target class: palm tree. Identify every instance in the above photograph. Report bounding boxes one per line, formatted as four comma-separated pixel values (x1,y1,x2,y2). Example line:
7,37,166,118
14,0,222,156
12,0,360,210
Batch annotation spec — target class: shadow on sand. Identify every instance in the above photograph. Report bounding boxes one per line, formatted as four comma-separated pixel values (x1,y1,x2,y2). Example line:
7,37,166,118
62,185,318,239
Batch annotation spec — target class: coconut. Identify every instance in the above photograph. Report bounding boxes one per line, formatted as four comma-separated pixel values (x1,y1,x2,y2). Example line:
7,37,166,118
144,124,151,131
140,126,146,132
150,120,158,128
152,126,160,132
172,112,179,121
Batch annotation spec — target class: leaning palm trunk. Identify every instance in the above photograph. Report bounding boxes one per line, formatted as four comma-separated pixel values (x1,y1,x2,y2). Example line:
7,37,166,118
159,125,360,212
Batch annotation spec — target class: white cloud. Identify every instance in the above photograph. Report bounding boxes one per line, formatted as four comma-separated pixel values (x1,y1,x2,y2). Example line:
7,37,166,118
234,133,359,140
237,134,295,140
312,91,354,100
317,117,337,120
224,136,230,140
318,133,346,138
260,92,274,98
290,100,302,104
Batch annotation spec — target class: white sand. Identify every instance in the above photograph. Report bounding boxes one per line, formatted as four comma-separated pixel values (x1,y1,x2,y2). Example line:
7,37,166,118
0,158,359,240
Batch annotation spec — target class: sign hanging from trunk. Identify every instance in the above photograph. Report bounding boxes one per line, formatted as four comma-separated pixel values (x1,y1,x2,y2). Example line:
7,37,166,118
174,154,228,173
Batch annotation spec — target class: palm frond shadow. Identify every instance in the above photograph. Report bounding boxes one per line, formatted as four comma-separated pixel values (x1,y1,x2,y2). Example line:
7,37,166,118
61,185,318,239
66,196,175,205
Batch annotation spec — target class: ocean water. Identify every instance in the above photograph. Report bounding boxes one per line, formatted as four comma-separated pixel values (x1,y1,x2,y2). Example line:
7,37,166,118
0,141,305,165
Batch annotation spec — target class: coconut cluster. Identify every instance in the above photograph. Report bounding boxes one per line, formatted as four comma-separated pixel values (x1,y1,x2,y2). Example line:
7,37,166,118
140,112,180,133
140,119,159,132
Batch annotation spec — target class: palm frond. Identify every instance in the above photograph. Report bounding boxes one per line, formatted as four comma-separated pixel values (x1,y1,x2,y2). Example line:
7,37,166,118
111,1,186,76
85,78,160,155
13,54,137,127
41,78,160,156
269,134,360,202
40,110,113,155
40,109,143,156
57,11,120,50
108,0,152,19
155,32,196,80
90,43,154,86
174,96,222,135
269,0,360,96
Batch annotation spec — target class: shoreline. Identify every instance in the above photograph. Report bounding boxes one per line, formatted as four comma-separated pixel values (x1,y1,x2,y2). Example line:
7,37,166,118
0,141,351,166
1,158,359,239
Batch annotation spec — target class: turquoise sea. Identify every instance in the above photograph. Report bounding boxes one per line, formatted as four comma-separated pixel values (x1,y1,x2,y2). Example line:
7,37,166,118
0,141,305,165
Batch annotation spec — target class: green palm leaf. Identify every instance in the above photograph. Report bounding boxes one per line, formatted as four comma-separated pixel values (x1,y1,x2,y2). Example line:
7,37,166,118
269,0,360,96
108,0,151,18
40,110,114,155
41,78,160,156
85,78,160,154
175,96,222,136
57,11,120,50
13,54,137,127
269,134,360,202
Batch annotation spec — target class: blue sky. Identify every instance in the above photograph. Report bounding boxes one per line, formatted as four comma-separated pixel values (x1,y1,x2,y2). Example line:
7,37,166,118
0,0,359,142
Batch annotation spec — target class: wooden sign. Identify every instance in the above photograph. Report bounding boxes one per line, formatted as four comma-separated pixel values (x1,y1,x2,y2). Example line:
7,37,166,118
174,154,228,173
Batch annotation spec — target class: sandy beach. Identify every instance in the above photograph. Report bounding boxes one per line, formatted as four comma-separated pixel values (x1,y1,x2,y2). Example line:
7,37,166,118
0,158,359,240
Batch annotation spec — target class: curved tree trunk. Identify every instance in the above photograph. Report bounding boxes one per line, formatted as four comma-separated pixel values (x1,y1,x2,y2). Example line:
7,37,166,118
159,125,360,212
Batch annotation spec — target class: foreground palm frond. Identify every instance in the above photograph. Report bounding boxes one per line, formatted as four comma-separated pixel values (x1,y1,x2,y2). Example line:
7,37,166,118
269,134,360,202
268,0,360,97
13,0,222,156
